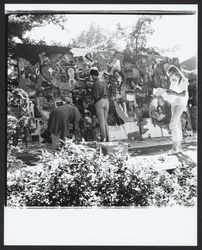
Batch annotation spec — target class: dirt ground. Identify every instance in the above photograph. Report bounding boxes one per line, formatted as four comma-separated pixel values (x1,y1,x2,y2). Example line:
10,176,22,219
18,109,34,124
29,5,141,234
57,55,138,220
15,134,197,173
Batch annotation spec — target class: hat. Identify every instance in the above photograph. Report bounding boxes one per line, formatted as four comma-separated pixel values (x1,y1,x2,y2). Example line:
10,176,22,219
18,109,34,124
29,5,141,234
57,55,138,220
89,67,99,77
166,65,183,78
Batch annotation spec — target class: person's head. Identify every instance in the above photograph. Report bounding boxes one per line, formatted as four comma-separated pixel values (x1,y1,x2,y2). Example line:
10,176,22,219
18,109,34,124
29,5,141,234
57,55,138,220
65,96,73,104
89,67,99,81
85,53,92,61
61,90,73,104
113,51,119,59
167,65,183,83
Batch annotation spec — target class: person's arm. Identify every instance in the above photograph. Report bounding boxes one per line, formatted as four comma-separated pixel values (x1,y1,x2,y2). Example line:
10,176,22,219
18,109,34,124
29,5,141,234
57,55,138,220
166,78,189,97
166,89,186,96
93,81,101,102
136,93,146,98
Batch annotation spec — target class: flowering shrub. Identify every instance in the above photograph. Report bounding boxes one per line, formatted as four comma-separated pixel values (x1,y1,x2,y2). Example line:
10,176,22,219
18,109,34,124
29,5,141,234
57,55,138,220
7,139,197,207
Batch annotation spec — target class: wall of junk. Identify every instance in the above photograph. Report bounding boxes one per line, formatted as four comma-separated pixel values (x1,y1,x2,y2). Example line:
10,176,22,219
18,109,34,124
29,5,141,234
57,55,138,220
15,43,187,141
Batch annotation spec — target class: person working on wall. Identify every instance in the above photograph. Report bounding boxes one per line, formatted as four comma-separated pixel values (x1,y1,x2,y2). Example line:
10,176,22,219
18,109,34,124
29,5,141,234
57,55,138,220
154,65,189,154
89,67,110,142
47,94,81,145
166,65,189,154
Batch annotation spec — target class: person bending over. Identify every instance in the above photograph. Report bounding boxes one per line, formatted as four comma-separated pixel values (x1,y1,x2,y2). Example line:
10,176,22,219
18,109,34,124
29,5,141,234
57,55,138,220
47,98,81,145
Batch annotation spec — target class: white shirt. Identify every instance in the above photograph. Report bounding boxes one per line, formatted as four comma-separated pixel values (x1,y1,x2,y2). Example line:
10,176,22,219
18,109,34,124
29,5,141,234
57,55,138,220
169,77,189,107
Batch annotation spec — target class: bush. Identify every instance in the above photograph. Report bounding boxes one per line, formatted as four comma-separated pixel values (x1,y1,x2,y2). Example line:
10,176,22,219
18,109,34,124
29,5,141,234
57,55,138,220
7,88,35,147
7,139,197,207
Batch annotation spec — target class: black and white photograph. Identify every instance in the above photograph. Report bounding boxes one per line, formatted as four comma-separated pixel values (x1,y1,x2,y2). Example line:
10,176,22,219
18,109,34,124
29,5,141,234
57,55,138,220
4,3,198,246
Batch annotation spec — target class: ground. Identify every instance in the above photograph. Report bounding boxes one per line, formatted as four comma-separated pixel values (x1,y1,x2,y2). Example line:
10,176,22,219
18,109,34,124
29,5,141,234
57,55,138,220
15,134,197,173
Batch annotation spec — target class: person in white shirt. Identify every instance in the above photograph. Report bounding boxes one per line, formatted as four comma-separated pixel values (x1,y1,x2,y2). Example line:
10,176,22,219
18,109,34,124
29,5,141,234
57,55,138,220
165,65,189,154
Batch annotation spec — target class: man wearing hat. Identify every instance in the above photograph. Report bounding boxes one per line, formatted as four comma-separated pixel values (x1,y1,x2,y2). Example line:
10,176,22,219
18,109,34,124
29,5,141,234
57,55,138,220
90,67,110,142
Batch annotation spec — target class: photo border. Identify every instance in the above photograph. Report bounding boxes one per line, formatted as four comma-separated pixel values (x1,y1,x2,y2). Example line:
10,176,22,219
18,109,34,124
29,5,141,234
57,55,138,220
1,1,200,249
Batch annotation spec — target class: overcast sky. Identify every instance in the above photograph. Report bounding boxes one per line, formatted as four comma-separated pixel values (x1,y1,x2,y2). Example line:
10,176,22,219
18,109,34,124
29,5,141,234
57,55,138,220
22,14,197,63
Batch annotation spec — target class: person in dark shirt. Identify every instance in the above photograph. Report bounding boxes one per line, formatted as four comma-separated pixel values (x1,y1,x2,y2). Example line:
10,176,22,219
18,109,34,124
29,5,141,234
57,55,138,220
47,102,81,145
90,67,110,142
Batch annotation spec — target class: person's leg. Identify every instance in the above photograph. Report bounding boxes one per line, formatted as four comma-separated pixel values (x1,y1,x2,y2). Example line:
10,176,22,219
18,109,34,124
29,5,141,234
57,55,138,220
138,123,143,141
41,129,52,143
95,100,106,141
176,106,185,151
103,99,110,141
169,105,184,153
51,133,61,146
60,123,70,141
169,109,178,153
135,107,143,141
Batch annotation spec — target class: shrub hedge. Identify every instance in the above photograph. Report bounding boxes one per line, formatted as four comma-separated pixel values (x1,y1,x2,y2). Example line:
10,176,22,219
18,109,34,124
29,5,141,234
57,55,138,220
7,139,197,207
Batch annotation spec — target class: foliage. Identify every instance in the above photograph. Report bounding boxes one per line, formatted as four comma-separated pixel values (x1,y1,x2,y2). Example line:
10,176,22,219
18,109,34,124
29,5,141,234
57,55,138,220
126,16,157,54
69,23,115,50
8,14,67,44
181,69,197,85
7,14,68,84
7,145,26,171
7,139,197,207
70,16,161,56
7,88,35,147
111,16,159,54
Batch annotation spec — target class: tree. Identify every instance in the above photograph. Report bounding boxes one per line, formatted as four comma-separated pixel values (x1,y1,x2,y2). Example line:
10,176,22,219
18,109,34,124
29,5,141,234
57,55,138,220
8,14,67,45
7,14,68,85
69,16,161,54
126,16,158,54
69,23,115,50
